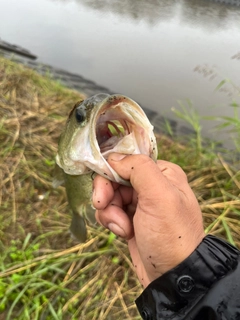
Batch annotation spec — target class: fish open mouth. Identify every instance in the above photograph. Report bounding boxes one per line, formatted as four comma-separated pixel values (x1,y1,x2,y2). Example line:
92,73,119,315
93,96,154,161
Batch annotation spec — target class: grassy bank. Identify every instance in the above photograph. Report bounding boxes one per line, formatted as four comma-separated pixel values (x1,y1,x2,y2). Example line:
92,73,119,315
0,56,239,319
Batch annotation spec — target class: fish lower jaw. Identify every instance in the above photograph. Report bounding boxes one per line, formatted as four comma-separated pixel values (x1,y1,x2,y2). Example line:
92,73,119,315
59,161,91,175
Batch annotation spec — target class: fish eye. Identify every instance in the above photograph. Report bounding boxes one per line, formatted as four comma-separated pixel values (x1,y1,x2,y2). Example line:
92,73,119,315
75,108,86,123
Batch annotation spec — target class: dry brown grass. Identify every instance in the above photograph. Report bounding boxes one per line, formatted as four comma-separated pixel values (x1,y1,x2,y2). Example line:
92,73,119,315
0,56,86,247
158,136,240,247
0,56,239,319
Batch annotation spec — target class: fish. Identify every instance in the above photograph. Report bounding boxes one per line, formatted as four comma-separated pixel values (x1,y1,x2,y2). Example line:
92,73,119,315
54,93,158,242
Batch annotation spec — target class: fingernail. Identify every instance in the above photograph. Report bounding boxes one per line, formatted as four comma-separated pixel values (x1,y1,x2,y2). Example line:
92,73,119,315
91,203,96,210
109,153,126,161
108,223,126,238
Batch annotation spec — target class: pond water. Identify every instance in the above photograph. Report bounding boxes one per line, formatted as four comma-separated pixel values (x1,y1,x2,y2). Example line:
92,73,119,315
1,0,240,146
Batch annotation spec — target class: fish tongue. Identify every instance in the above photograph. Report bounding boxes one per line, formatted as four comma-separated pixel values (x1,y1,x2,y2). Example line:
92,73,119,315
100,136,120,153
101,132,140,158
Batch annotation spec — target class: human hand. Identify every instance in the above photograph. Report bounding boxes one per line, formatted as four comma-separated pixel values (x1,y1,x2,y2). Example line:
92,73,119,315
93,153,205,288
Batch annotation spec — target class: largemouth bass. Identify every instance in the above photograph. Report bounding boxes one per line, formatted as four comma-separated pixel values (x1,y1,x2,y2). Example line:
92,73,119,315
55,93,158,242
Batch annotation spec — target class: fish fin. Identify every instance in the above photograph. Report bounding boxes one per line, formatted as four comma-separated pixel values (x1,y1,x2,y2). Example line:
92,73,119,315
52,164,65,188
85,204,96,224
70,213,87,243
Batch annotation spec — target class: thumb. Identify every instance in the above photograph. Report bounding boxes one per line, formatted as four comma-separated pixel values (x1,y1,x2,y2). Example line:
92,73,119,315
108,153,168,198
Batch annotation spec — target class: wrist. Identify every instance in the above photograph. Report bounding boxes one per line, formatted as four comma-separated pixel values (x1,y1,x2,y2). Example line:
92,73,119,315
146,230,205,282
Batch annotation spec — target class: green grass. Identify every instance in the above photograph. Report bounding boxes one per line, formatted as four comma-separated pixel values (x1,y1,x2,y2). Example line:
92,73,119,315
0,56,239,319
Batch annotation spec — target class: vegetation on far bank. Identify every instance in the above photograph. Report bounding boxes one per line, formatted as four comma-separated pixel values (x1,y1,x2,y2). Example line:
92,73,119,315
0,56,239,319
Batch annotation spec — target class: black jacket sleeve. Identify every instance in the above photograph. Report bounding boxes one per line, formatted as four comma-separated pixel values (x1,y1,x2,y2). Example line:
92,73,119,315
135,235,240,320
